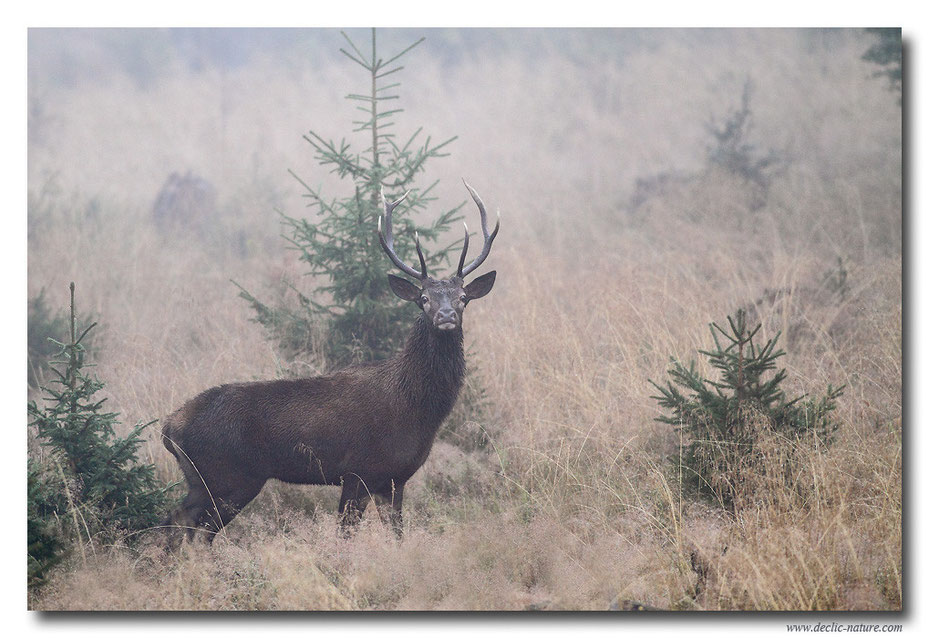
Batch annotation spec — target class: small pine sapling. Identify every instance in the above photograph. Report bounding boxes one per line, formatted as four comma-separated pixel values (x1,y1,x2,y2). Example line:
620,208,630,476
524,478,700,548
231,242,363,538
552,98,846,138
27,283,170,548
649,309,844,512
705,79,782,208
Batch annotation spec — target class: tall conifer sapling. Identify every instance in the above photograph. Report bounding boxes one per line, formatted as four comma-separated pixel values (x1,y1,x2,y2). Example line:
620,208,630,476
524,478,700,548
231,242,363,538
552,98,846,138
238,29,465,367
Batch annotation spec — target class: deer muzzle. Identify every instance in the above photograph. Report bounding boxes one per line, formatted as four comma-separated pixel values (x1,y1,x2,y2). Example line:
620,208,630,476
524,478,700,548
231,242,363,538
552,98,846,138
434,309,459,331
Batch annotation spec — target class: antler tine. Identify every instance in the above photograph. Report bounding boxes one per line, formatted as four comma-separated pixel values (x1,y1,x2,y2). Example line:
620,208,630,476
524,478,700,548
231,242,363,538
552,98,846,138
459,179,500,278
378,187,423,280
456,222,470,278
414,231,428,279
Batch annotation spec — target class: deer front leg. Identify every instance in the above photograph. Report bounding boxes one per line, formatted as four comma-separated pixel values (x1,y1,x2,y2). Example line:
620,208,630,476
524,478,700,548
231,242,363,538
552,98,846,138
338,474,371,535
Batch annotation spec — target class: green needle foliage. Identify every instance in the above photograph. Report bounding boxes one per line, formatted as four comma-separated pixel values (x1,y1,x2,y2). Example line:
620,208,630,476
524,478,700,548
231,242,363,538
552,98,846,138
705,79,781,203
27,283,170,570
28,288,97,389
650,309,844,512
238,29,464,368
27,458,69,588
862,28,902,101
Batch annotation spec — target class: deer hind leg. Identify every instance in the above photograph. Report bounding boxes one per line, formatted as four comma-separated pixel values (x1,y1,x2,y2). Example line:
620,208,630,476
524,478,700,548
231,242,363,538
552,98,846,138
337,474,372,534
165,484,213,547
165,459,264,547
195,476,266,544
163,441,212,548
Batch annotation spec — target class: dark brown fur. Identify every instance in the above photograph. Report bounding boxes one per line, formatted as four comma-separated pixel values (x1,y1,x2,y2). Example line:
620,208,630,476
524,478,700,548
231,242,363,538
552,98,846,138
163,182,498,545
162,274,494,544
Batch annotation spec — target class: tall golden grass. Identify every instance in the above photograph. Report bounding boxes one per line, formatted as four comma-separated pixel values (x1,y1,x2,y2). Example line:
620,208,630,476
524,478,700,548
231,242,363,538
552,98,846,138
27,28,901,610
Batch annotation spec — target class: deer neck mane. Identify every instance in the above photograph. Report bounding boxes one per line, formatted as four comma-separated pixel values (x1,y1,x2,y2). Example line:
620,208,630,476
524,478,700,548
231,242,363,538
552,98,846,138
394,314,465,423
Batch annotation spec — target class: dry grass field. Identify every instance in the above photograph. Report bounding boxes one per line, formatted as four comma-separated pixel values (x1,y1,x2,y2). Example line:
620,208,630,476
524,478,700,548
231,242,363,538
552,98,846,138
26,28,901,612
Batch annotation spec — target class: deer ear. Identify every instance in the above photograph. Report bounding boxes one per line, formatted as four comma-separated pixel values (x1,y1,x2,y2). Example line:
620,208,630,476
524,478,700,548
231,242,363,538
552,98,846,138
464,271,496,300
388,274,421,302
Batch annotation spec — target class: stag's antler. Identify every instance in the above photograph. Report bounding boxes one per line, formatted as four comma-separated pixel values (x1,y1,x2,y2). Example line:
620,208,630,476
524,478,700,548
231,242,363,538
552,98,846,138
457,180,500,278
379,181,499,281
378,188,428,280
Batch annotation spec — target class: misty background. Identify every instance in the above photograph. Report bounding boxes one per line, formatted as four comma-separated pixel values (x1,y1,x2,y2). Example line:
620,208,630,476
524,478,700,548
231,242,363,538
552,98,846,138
28,28,899,255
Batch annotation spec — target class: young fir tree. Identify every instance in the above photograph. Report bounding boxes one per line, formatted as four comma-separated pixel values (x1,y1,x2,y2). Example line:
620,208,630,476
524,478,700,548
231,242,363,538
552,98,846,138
705,79,781,198
649,309,844,512
237,29,464,368
27,283,170,550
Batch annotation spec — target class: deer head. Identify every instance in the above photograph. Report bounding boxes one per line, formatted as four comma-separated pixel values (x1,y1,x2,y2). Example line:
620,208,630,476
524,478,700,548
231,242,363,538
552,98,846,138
378,180,499,332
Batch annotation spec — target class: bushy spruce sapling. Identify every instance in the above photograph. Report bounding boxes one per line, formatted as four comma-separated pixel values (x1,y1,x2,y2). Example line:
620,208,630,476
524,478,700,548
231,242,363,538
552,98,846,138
27,283,170,549
649,309,844,512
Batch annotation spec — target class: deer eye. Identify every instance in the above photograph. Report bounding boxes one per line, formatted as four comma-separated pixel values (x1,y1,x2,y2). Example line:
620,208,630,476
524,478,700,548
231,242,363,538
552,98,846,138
420,295,429,305
459,294,467,302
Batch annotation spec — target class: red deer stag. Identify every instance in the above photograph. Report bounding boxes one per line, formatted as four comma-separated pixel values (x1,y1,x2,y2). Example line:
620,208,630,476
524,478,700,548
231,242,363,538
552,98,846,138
161,180,499,544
